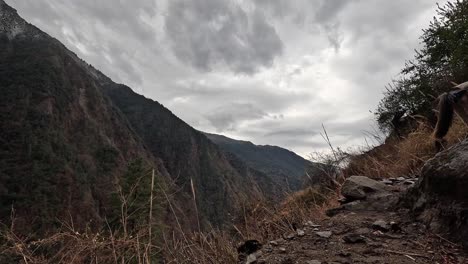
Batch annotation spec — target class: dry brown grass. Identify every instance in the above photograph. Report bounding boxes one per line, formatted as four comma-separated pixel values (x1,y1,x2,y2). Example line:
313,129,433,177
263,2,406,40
345,117,468,179
162,184,341,263
162,230,238,264
239,186,340,240
0,222,160,264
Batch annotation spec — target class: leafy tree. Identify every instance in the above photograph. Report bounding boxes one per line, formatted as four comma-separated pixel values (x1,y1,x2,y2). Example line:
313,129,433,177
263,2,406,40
376,1,468,131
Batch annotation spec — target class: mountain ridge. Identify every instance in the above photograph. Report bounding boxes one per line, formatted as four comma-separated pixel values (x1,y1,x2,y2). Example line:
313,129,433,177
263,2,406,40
0,0,274,233
204,132,318,192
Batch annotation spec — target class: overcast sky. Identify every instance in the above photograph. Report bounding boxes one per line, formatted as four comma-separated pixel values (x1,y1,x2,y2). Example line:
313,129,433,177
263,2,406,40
7,0,441,157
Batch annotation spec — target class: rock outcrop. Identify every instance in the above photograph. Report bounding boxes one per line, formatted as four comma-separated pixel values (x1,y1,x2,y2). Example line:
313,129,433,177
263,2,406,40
341,176,391,201
327,176,398,216
403,140,468,248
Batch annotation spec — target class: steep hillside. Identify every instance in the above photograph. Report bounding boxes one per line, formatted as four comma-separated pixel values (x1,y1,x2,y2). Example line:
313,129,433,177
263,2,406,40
101,84,268,226
0,0,268,233
0,1,165,232
205,133,316,191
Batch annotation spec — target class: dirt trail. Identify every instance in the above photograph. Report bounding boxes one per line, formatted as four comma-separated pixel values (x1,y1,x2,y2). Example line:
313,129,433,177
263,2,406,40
254,209,466,264
244,175,468,264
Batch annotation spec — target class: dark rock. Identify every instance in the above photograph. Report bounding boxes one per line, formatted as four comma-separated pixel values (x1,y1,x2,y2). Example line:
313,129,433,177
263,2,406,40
238,240,262,255
403,180,415,185
342,233,366,243
401,140,468,248
390,221,402,232
338,251,352,257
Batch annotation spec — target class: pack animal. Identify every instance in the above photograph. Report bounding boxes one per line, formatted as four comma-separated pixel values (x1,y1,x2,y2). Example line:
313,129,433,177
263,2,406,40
433,81,468,151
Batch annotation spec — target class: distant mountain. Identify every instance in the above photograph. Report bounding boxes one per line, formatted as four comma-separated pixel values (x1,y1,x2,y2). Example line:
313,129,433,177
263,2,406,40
204,133,319,192
0,0,272,233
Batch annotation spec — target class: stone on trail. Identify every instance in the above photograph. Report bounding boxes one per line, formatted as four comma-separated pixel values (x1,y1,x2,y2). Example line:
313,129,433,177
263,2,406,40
381,179,393,185
237,240,262,254
315,231,332,238
341,176,390,201
297,228,305,237
245,253,257,264
342,233,366,243
372,220,390,232
284,232,295,240
306,260,322,264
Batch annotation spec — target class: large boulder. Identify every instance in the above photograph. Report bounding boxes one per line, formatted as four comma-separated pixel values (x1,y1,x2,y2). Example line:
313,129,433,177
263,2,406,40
341,176,391,201
403,140,468,248
327,176,397,216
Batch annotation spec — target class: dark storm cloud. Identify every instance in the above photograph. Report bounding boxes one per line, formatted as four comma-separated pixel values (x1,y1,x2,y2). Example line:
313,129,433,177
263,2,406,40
165,0,283,74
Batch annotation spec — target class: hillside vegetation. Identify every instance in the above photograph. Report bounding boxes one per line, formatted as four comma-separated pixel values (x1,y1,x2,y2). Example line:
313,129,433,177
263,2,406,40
205,133,320,193
2,1,468,263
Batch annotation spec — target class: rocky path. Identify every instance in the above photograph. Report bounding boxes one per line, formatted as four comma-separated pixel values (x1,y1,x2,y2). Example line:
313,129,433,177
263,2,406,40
240,176,468,264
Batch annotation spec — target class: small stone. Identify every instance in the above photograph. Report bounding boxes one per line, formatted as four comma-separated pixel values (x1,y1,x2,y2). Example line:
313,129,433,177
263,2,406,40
238,240,262,255
279,247,287,253
338,197,348,204
316,231,332,238
381,179,393,185
372,220,390,232
313,228,319,231
246,254,257,264
355,227,372,234
269,240,278,246
337,251,351,257
397,177,405,181
305,221,321,228
284,232,295,240
390,221,401,232
297,229,305,237
403,180,415,185
306,260,322,264
342,233,366,244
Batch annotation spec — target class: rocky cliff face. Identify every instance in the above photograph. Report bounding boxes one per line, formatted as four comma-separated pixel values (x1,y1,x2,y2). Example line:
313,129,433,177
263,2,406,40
0,0,267,232
402,140,468,248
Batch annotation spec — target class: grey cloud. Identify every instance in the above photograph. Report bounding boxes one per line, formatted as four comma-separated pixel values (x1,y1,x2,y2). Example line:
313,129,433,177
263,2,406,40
314,0,350,24
264,128,317,137
204,103,268,132
6,0,440,157
165,0,283,74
